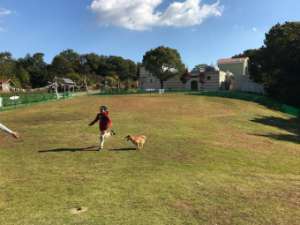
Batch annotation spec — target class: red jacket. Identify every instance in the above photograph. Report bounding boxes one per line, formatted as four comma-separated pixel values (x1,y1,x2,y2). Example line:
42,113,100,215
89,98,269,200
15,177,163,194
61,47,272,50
90,111,112,131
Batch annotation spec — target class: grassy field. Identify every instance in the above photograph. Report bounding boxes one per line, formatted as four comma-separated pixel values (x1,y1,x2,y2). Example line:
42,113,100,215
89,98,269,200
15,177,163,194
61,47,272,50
0,93,299,225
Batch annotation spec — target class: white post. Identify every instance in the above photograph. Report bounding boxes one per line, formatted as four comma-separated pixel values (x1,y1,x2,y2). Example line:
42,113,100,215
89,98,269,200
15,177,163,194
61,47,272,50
0,97,2,108
55,85,59,99
159,89,165,94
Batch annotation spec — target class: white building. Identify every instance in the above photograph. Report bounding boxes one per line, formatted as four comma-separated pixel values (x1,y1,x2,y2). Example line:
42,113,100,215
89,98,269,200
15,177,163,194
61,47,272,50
139,57,264,94
218,57,264,94
0,79,11,93
139,66,227,91
218,57,249,76
185,66,227,91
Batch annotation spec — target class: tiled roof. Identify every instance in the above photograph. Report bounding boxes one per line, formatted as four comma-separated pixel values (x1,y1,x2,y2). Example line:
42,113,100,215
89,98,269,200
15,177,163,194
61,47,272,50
218,57,248,65
0,79,11,84
62,78,75,84
55,77,76,85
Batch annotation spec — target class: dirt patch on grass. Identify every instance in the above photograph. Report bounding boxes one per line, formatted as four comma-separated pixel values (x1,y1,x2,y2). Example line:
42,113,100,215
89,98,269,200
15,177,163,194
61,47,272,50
173,200,195,211
70,206,88,215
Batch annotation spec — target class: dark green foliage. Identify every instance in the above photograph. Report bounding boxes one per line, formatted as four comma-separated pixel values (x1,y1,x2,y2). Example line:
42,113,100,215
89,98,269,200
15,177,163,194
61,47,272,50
180,69,190,84
233,22,300,107
17,53,48,88
0,52,17,81
15,65,30,88
263,22,300,107
0,50,137,89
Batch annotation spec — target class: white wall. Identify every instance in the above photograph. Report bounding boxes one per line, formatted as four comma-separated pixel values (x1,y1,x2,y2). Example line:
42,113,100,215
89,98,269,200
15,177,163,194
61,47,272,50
231,75,265,94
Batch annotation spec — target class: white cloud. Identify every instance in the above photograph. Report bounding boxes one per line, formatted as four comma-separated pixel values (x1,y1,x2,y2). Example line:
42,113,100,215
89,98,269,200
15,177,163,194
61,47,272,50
90,0,223,31
252,27,258,32
0,7,12,32
0,8,11,17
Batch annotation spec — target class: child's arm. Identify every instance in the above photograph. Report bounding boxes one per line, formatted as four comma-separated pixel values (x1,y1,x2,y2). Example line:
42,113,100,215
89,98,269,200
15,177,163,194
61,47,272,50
106,115,112,128
0,123,19,139
89,114,99,126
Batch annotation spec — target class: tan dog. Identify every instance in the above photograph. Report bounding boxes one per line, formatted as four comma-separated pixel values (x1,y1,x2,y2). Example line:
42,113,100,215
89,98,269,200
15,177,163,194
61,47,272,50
125,135,147,150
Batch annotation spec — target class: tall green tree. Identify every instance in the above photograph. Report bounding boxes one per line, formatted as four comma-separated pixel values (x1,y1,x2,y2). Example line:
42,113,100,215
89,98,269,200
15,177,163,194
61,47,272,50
0,52,16,80
49,49,81,77
59,49,81,72
142,46,186,89
15,64,30,88
233,22,300,107
50,55,74,77
80,53,98,76
18,53,48,88
262,22,300,106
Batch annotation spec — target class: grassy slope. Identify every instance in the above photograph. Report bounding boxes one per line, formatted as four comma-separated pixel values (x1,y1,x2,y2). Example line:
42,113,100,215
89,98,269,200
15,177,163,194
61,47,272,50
0,94,299,225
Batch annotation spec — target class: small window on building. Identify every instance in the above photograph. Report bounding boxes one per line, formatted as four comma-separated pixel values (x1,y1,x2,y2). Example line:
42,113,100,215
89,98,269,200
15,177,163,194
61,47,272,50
150,79,153,83
207,76,211,80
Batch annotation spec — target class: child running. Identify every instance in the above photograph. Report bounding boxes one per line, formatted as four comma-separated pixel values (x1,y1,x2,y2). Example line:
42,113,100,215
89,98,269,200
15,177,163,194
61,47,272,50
0,123,19,139
89,105,115,150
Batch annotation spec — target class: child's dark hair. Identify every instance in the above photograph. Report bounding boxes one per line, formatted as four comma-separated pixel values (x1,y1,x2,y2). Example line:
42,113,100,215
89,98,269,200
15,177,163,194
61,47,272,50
100,105,108,112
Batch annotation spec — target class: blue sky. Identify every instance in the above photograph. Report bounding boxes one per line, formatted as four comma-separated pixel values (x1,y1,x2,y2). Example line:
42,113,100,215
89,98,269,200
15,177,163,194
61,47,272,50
0,0,299,69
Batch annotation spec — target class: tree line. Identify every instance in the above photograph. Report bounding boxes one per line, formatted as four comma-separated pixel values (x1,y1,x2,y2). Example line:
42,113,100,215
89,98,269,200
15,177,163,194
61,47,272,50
233,22,300,107
1,22,299,107
0,50,138,89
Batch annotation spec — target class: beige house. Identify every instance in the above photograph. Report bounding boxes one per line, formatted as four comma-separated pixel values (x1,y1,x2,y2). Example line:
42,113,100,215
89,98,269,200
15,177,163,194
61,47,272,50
139,58,264,93
139,67,185,90
0,79,11,93
218,57,264,94
218,57,249,76
139,66,227,91
185,67,227,91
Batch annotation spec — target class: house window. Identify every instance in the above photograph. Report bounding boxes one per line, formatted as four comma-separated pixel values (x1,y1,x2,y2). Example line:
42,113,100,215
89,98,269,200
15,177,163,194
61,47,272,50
207,76,211,80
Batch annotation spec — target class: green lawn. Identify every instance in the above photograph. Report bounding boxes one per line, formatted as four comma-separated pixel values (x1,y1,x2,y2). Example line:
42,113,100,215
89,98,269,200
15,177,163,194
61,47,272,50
0,93,299,225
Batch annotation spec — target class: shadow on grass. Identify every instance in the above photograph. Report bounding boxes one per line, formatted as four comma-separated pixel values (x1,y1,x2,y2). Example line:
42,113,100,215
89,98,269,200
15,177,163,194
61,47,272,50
39,146,99,153
251,116,300,144
109,147,136,151
188,91,300,117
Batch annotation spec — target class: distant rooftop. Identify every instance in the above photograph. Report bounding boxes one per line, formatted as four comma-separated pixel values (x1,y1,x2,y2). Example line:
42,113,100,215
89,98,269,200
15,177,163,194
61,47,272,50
218,57,248,65
191,64,216,74
0,79,11,84
62,78,75,84
55,77,76,85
